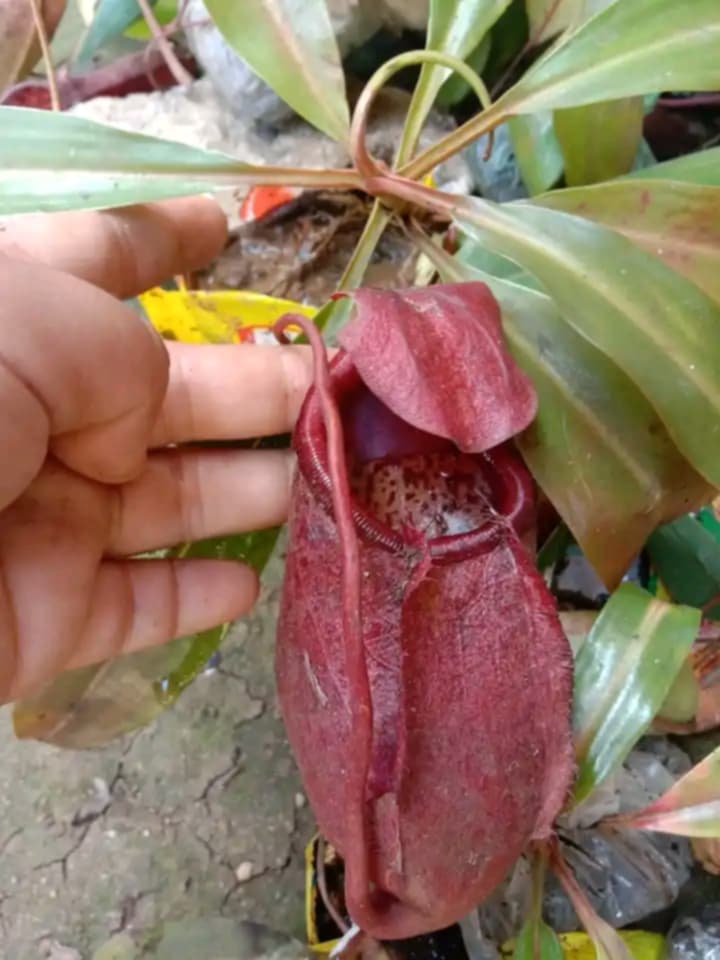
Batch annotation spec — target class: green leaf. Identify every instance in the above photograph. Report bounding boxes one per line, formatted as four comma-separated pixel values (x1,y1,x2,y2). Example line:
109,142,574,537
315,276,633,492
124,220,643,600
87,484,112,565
572,583,700,804
537,179,720,304
436,35,491,107
77,0,157,64
539,525,574,575
124,0,177,39
0,108,359,214
457,237,541,289
658,656,699,725
626,147,720,186
647,515,720,619
554,97,645,186
508,848,561,960
0,108,261,212
525,0,613,43
450,195,720,487
499,0,720,116
632,137,657,174
203,0,349,143
154,919,308,960
401,0,720,181
315,295,354,343
411,228,712,588
401,0,512,157
12,528,279,749
483,0,528,89
699,503,720,538
512,920,564,960
508,112,564,195
615,744,720,837
492,281,711,588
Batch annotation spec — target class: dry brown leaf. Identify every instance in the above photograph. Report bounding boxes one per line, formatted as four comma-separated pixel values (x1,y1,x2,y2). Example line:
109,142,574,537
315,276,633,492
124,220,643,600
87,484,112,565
0,0,66,93
692,836,720,875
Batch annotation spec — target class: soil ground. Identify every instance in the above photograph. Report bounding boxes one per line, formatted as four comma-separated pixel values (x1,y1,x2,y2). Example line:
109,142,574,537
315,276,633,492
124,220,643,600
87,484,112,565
0,555,312,960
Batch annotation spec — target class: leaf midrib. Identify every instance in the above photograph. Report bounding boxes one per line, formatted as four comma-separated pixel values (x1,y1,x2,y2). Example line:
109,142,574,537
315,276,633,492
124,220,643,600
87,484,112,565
255,0,347,139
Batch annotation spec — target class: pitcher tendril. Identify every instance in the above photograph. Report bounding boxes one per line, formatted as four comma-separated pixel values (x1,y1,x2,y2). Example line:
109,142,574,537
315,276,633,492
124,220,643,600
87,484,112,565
350,50,495,188
272,313,374,920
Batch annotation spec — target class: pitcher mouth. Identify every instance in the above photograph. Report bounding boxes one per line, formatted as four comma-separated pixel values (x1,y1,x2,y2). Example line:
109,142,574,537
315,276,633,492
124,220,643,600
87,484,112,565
294,351,534,563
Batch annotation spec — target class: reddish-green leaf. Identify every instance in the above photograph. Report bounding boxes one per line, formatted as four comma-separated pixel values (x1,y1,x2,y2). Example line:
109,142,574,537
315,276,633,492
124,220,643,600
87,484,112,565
627,147,720,186
525,0,613,43
0,108,361,214
551,849,633,960
501,0,720,116
614,744,720,837
203,0,349,142
402,0,720,179
0,0,66,90
554,97,645,186
402,0,511,158
411,231,712,588
447,195,720,487
537,179,720,303
572,584,700,803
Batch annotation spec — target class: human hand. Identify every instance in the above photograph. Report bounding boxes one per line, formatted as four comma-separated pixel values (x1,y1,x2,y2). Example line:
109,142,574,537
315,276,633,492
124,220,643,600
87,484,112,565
0,197,313,704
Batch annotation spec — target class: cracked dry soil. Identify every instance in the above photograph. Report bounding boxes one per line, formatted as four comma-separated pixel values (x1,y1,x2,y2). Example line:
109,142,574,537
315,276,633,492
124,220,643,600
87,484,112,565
0,555,314,960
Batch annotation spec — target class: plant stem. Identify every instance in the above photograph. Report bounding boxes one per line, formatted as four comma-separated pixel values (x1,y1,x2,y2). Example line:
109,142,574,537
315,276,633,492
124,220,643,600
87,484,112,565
529,846,549,924
209,166,365,190
399,100,506,182
338,202,391,290
273,315,373,923
550,839,633,960
340,49,493,289
405,219,461,280
365,171,458,220
27,0,60,111
351,50,493,179
136,0,194,86
491,0,564,98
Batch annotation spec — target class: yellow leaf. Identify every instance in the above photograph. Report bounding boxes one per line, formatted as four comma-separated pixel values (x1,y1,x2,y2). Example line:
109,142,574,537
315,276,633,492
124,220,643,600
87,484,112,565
140,288,317,345
560,932,665,960
305,836,340,954
124,0,178,38
502,931,665,960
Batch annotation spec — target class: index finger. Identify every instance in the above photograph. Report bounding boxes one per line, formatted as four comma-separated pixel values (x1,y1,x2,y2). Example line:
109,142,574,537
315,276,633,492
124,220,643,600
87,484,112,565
0,196,228,299
152,342,314,445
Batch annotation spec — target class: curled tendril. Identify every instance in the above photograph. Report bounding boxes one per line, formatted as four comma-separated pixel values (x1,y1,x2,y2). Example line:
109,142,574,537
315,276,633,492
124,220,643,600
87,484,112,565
272,314,373,921
350,49,496,186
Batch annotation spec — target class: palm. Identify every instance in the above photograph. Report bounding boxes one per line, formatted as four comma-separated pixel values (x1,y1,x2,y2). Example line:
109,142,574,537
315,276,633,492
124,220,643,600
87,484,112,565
0,198,312,703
